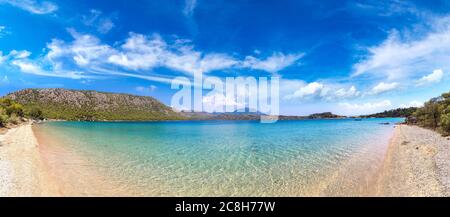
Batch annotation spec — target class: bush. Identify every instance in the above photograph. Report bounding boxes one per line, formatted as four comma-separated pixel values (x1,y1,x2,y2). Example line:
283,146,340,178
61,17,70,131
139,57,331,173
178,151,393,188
411,91,450,136
441,113,450,136
26,107,43,120
414,101,442,129
6,103,24,117
7,114,21,125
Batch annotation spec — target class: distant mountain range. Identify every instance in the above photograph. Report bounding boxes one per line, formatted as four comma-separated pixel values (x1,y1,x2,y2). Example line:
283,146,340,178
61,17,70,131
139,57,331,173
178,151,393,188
4,88,405,121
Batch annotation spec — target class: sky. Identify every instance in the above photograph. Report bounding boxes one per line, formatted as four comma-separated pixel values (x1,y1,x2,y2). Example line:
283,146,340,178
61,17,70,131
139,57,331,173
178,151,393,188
0,0,449,116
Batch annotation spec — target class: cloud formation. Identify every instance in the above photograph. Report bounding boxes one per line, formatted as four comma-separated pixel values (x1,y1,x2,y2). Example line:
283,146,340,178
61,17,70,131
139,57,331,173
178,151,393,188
370,82,399,95
353,17,450,81
242,52,304,74
0,0,57,14
284,81,360,101
183,0,197,16
5,29,302,81
400,100,423,108
339,100,392,115
416,69,444,86
82,9,115,34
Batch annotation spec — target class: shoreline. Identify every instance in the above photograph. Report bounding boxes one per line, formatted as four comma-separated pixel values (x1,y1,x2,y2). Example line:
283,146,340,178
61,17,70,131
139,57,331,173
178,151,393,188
0,123,61,196
375,124,450,196
1,122,449,196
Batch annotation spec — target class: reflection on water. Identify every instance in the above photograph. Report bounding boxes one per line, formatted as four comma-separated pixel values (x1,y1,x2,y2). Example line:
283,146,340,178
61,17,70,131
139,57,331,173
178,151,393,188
34,118,403,196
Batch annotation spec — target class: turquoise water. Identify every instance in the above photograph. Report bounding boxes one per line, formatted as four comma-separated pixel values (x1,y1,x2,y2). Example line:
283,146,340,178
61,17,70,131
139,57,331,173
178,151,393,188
34,118,403,196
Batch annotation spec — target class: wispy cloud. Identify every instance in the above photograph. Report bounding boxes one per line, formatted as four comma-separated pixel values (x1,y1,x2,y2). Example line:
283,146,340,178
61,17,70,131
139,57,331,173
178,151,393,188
183,0,197,16
82,9,115,34
11,60,87,79
0,75,9,85
135,85,157,92
5,29,303,81
0,25,10,38
0,0,58,14
284,81,360,101
370,82,399,95
338,100,392,115
416,69,444,86
352,16,450,81
400,100,423,108
243,52,304,74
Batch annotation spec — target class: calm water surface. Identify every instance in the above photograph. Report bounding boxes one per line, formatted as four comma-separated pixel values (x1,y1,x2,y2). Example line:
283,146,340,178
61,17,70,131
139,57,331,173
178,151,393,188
34,118,403,196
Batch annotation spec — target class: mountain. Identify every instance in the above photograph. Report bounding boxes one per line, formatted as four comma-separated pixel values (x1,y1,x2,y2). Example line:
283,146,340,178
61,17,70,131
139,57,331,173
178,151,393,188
4,88,348,122
6,88,183,121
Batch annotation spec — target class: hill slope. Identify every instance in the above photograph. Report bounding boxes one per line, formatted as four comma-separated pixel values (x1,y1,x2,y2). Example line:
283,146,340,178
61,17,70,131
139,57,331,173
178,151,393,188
6,88,182,121
360,107,418,118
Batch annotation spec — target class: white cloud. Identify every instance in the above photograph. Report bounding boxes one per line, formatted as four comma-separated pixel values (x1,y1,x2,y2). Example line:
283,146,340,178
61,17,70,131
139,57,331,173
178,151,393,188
202,93,245,112
0,25,9,38
82,9,115,34
106,33,239,74
5,29,302,82
11,60,86,79
339,100,392,115
370,82,399,94
0,0,57,14
353,17,450,81
135,85,157,92
285,82,325,99
334,85,360,99
284,81,360,101
400,100,423,108
183,0,197,16
243,52,303,74
47,29,113,67
0,50,32,63
9,50,31,59
293,82,324,98
416,69,444,86
107,33,164,70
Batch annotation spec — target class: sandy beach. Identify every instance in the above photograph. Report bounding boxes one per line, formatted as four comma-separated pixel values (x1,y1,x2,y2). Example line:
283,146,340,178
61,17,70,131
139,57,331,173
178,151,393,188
0,124,61,196
1,123,449,196
376,125,450,196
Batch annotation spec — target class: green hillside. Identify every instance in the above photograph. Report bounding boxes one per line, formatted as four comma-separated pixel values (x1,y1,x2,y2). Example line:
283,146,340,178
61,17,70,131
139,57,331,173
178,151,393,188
6,88,183,121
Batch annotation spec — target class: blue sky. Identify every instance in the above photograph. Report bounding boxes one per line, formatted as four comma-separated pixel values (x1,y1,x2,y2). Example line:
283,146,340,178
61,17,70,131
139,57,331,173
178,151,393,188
0,0,449,115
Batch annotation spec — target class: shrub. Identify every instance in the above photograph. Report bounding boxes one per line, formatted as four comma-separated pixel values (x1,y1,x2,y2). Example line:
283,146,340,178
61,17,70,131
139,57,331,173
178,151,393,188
0,107,7,126
26,107,44,120
7,114,21,125
441,113,450,135
6,102,24,117
414,101,442,129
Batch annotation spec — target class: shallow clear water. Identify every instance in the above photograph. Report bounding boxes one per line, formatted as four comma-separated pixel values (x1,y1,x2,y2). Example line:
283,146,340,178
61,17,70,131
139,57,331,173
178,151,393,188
34,118,403,196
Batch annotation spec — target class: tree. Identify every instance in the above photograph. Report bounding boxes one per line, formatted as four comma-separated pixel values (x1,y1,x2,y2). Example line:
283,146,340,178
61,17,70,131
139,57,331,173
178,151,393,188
26,107,44,120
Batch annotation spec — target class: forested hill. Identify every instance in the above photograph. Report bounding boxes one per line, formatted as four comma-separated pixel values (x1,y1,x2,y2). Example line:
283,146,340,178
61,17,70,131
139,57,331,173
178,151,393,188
361,107,418,118
6,88,183,121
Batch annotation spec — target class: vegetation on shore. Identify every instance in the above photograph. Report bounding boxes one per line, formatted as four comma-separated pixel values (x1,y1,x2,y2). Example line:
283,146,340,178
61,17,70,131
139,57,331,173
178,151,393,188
360,107,418,118
0,98,43,127
408,91,450,136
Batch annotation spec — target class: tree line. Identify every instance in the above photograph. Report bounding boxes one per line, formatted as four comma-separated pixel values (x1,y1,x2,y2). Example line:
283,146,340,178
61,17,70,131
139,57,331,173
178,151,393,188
408,91,450,136
0,98,43,127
